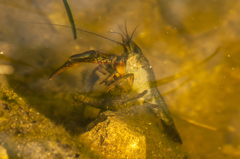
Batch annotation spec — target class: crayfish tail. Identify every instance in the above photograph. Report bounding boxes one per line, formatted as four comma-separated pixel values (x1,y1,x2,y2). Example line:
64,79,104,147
161,119,182,144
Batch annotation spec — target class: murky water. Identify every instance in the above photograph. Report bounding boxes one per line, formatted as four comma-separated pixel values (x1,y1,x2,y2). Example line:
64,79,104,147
0,0,240,158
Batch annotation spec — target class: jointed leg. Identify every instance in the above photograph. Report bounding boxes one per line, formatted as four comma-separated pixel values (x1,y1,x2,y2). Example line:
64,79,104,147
104,73,134,92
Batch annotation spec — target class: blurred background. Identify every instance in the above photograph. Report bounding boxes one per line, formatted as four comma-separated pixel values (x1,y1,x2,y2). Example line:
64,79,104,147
0,0,240,158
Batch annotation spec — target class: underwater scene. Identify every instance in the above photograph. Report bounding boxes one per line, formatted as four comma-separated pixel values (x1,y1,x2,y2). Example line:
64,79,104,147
0,0,240,158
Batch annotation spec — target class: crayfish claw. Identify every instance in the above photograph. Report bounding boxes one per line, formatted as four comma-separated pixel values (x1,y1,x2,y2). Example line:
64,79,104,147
49,50,121,80
49,61,79,80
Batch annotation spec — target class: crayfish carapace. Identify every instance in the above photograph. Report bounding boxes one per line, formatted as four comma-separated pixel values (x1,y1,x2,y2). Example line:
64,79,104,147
49,24,182,144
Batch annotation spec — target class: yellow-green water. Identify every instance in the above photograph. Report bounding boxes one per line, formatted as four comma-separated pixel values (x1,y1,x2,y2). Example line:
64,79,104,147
0,0,240,158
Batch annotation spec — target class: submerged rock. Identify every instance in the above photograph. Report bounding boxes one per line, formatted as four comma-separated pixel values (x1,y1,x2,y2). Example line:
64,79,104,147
0,84,100,159
80,107,187,159
0,145,8,159
0,83,187,158
80,111,146,159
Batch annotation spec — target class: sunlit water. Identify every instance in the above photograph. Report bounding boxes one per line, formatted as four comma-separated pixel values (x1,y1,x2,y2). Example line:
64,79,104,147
0,0,240,158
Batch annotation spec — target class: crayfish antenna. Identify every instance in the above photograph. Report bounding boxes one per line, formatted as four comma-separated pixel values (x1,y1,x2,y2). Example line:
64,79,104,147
7,22,125,46
124,20,129,39
115,22,127,37
130,25,140,42
107,31,125,43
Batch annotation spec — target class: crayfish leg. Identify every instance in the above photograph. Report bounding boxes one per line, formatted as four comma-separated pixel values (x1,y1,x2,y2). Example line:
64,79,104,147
122,90,148,104
100,70,120,85
104,73,134,92
99,62,127,86
75,93,104,109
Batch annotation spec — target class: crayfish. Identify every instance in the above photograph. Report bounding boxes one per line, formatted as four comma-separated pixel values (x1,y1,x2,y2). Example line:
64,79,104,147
49,24,182,144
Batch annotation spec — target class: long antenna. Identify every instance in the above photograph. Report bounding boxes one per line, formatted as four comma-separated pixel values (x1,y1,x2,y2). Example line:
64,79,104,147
130,25,140,41
10,21,124,46
107,31,125,43
124,21,129,38
115,22,127,37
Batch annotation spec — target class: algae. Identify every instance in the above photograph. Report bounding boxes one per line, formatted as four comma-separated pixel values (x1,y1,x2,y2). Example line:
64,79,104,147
0,84,101,159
